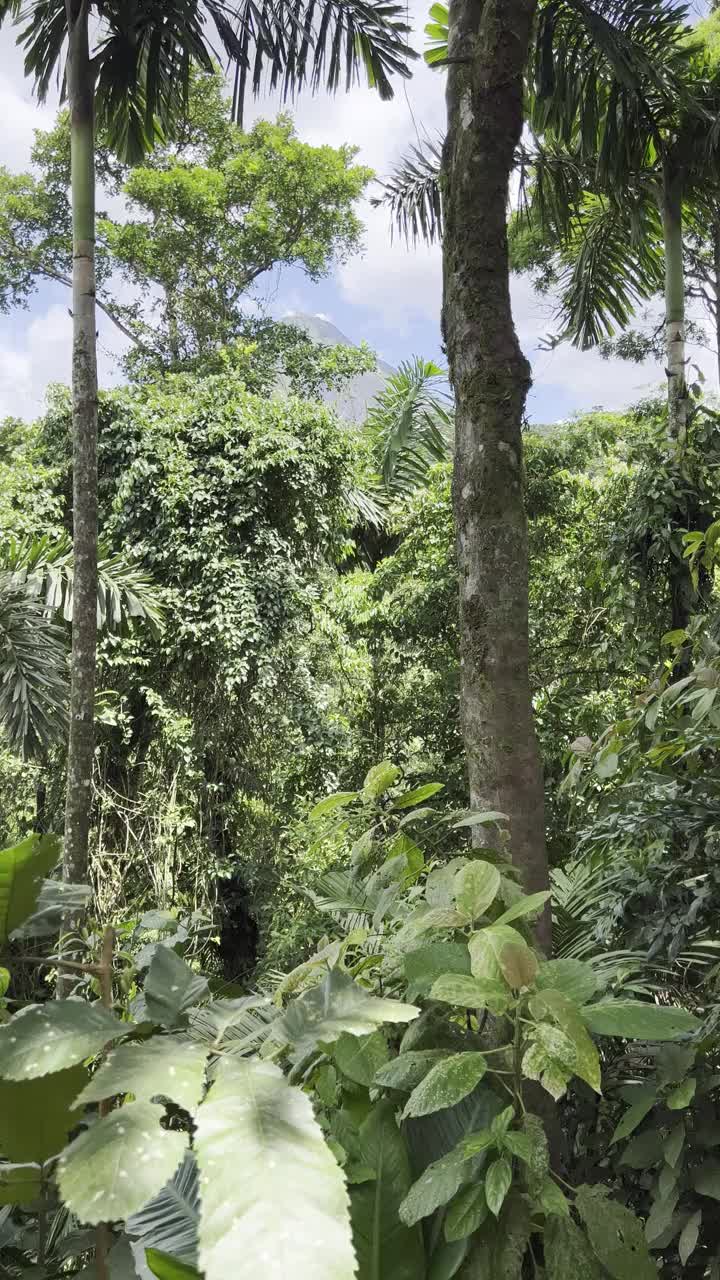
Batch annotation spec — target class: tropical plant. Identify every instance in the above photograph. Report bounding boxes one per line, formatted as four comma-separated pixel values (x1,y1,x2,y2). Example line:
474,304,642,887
0,0,414,893
364,356,452,499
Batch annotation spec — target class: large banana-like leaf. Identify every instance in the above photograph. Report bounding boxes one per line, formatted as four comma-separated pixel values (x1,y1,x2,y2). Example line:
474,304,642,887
350,1100,425,1280
0,833,60,945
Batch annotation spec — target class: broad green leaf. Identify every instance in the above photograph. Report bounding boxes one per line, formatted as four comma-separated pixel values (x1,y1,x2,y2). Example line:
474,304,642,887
399,1148,467,1226
350,1101,424,1280
678,1209,701,1265
375,1050,452,1093
499,942,538,991
195,1057,356,1280
644,1185,678,1245
454,862,501,921
404,942,471,1000
427,1238,468,1280
146,1250,202,1280
272,969,418,1059
582,1000,700,1041
537,1177,570,1218
0,834,60,944
364,762,401,798
521,1040,572,1101
392,783,444,810
58,1101,187,1224
402,1053,488,1120
691,1158,720,1199
487,1192,532,1278
545,1215,607,1280
502,1131,535,1164
493,891,551,927
0,1066,86,1161
621,1129,663,1170
334,1030,389,1086
664,1121,685,1168
667,1077,696,1109
575,1184,656,1280
444,1183,487,1242
610,1089,656,1145
0,1162,42,1205
429,974,510,1014
461,1129,495,1157
0,967,9,997
451,811,507,830
468,925,526,985
536,960,598,1006
531,990,601,1093
425,859,468,907
144,949,209,1027
310,792,358,820
0,999,127,1080
484,1156,512,1217
74,1038,208,1114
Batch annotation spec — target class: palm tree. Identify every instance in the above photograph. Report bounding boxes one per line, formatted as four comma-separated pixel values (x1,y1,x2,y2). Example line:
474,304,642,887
374,0,691,950
0,0,414,888
365,357,452,498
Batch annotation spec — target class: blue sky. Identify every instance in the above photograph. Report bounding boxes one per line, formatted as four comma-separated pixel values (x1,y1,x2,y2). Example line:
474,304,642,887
0,0,714,424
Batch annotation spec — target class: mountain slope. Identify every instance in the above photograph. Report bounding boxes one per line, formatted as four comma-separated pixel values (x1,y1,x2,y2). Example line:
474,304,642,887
285,312,394,421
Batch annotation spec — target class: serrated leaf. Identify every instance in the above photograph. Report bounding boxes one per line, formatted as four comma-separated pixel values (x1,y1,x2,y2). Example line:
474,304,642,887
375,1050,451,1092
575,1185,656,1280
146,1250,201,1280
0,999,127,1080
0,1162,42,1205
536,960,598,1006
399,1148,467,1226
144,950,209,1028
429,974,510,1013
404,943,471,1000
58,1102,187,1225
0,1066,86,1161
309,792,358,820
403,1053,488,1120
75,1038,208,1114
350,1100,424,1280
678,1209,701,1265
484,1157,512,1216
454,862,501,921
493,891,551,927
392,783,444,810
272,969,418,1060
582,1000,700,1041
0,834,60,944
444,1182,488,1241
195,1057,356,1280
334,1031,389,1086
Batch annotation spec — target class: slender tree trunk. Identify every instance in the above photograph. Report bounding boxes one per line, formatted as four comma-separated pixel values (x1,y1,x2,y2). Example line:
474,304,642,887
63,0,98,888
707,217,712,386
662,161,689,443
443,0,550,951
660,160,696,636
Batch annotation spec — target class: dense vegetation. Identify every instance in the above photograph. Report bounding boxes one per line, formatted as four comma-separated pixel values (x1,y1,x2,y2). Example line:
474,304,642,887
0,1,720,1278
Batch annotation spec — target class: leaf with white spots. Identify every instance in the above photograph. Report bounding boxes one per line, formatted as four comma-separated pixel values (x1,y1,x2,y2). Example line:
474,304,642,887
0,999,127,1081
271,968,418,1060
194,1057,356,1280
144,950,209,1028
402,1053,488,1120
75,1038,209,1114
58,1102,187,1225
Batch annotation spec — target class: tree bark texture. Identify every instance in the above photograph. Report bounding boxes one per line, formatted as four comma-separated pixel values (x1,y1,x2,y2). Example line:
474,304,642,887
713,216,720,390
63,0,98,888
442,0,550,950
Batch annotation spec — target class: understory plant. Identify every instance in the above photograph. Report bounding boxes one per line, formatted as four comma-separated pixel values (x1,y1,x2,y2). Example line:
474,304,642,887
0,765,712,1279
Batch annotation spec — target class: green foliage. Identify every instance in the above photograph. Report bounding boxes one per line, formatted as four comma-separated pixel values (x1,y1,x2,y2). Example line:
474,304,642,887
0,832,59,942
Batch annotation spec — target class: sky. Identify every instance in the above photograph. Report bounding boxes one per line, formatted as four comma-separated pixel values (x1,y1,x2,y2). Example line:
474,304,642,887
0,0,714,425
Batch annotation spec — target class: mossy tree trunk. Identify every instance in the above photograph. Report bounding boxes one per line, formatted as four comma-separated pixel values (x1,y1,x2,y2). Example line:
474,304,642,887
443,0,550,950
63,0,98,889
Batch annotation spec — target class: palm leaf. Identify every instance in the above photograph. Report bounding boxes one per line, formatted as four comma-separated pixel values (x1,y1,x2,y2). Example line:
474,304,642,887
127,1151,200,1267
0,576,68,759
373,138,443,245
364,357,452,497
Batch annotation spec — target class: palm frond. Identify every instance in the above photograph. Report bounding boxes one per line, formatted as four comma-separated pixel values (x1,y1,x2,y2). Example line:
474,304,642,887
373,138,443,245
127,1150,199,1265
365,357,452,498
0,534,165,632
0,575,68,759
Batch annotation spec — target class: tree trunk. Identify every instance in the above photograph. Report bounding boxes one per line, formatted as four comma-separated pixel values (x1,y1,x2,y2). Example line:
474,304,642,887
63,0,98,889
660,160,696,636
713,215,720,390
662,161,689,443
443,0,550,951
